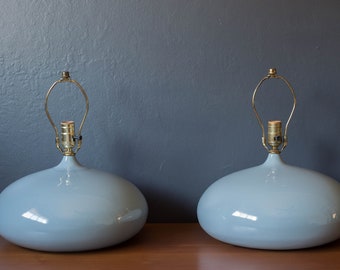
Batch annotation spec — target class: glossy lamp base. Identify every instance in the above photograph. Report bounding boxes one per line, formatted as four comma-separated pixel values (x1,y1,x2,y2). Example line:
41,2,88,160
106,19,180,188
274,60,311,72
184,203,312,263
197,154,340,250
0,156,148,252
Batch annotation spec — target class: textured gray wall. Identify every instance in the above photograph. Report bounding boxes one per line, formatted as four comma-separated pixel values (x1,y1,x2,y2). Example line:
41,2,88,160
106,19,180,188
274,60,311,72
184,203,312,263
0,0,339,222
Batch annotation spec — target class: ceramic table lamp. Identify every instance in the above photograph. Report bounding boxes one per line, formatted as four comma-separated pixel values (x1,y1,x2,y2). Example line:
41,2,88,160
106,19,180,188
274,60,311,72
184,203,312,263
197,68,340,250
0,72,148,252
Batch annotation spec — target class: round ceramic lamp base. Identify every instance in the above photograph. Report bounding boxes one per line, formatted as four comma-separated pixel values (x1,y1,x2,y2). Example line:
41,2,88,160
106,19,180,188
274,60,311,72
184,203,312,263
0,156,148,252
197,154,340,250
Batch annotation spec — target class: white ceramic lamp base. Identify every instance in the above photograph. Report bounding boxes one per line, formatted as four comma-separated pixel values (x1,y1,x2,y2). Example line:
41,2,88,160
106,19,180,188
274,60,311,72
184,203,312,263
197,154,340,250
0,156,148,252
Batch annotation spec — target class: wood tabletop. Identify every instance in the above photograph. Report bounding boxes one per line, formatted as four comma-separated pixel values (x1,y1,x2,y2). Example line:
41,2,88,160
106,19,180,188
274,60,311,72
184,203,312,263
0,223,339,270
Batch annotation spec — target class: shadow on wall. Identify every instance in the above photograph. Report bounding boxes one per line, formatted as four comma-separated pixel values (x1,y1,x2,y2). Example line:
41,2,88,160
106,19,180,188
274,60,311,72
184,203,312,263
314,140,339,181
106,125,207,223
310,85,340,181
142,186,196,223
107,141,198,222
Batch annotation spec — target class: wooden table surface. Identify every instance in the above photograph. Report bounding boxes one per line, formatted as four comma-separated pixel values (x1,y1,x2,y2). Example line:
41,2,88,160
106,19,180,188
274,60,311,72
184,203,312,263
0,223,339,270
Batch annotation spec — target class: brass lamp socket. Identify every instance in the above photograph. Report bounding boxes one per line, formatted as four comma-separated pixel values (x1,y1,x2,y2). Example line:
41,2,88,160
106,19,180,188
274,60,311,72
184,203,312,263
268,120,282,153
60,121,76,156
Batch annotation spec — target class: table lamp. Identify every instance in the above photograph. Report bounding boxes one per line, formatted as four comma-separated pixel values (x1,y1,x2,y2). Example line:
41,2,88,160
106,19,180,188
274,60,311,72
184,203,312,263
197,68,340,250
0,72,148,252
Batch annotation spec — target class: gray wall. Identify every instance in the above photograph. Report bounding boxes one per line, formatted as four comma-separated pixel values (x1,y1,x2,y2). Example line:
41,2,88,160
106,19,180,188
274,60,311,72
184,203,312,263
0,0,339,222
